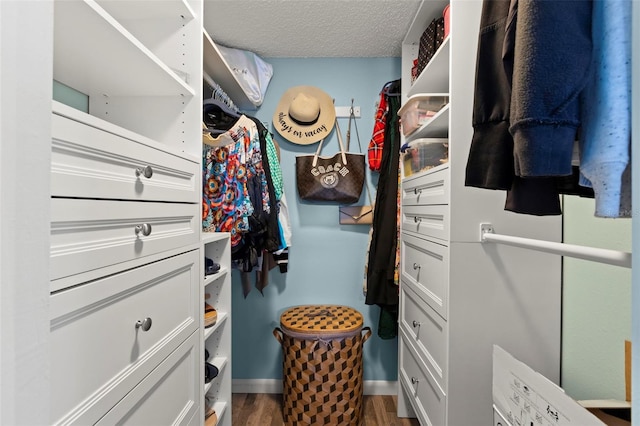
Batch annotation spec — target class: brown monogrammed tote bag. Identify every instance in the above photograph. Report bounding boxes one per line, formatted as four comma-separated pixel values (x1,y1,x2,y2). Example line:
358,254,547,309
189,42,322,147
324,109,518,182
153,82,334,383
296,120,365,204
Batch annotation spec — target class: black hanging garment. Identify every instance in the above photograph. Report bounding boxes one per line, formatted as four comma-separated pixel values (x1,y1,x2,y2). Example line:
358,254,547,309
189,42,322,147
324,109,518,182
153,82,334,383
464,0,594,215
365,79,402,339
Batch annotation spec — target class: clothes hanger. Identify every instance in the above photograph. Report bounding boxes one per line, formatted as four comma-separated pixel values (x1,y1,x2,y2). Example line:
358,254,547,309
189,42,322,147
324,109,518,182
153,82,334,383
203,98,241,135
381,79,402,97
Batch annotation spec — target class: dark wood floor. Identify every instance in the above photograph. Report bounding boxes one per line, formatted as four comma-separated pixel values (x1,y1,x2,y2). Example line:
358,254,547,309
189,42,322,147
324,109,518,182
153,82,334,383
232,393,420,425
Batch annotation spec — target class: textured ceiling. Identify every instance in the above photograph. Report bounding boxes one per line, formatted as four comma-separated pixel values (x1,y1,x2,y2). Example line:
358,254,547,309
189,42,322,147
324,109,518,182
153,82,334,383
203,0,422,58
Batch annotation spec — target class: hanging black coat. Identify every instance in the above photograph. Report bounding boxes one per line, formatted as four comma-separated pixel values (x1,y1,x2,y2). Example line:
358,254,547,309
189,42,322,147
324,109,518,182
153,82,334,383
365,79,401,338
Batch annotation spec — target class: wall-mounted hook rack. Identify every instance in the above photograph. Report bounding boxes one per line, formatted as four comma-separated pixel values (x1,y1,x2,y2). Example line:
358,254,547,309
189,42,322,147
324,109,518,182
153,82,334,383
335,106,361,118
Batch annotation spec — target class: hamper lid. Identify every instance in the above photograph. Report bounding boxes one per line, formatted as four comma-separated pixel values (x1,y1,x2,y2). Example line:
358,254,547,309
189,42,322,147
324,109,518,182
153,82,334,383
280,305,363,334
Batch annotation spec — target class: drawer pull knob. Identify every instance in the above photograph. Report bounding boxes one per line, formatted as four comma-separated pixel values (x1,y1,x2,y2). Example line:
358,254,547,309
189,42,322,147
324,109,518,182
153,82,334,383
135,223,152,236
414,188,422,195
135,317,153,331
414,216,422,223
412,320,421,328
413,263,421,270
411,377,419,385
135,165,154,179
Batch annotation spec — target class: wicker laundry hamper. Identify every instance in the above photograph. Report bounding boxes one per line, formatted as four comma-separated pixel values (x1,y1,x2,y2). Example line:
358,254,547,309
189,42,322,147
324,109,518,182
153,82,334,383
273,305,372,426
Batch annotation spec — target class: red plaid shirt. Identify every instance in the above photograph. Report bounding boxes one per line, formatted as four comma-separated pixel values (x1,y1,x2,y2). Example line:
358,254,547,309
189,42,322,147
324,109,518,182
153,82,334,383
367,91,387,171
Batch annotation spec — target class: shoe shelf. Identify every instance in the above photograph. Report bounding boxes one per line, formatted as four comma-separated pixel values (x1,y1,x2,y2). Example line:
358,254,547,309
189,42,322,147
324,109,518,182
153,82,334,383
204,312,229,340
202,232,231,426
204,267,229,287
205,356,229,394
211,401,229,425
203,231,230,244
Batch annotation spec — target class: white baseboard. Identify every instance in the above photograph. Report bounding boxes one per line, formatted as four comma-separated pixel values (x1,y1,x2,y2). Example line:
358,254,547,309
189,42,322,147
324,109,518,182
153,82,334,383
232,379,397,395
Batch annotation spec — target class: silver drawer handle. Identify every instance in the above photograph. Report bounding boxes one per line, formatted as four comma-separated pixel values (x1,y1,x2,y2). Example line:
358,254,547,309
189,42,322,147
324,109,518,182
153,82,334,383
411,377,419,385
135,165,153,179
414,188,422,195
414,216,422,223
135,223,152,236
135,317,152,331
413,263,421,270
412,320,421,328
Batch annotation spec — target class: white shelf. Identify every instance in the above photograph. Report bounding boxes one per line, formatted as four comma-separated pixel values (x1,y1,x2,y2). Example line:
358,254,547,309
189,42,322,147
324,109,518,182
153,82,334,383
204,267,229,287
203,232,231,245
403,0,449,44
204,357,229,394
409,36,450,96
54,0,194,97
95,0,196,21
212,401,229,423
211,356,229,373
202,29,257,111
405,103,450,141
204,312,228,340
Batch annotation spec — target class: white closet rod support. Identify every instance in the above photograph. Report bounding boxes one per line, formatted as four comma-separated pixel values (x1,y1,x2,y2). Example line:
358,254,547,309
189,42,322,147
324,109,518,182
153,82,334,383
480,223,632,268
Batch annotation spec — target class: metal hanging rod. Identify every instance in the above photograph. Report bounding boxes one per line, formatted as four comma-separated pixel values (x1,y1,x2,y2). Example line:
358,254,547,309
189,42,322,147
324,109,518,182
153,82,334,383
480,223,632,269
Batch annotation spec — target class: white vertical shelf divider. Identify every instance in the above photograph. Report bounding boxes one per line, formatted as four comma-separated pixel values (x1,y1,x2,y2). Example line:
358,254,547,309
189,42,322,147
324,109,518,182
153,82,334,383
202,232,232,426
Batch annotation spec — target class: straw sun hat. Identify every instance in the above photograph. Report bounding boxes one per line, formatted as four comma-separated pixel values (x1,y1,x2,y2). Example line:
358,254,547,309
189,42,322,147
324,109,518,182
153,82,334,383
272,86,336,145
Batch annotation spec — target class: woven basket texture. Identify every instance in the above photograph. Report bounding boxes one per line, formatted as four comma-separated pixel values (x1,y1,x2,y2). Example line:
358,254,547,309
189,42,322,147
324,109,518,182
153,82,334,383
276,305,367,426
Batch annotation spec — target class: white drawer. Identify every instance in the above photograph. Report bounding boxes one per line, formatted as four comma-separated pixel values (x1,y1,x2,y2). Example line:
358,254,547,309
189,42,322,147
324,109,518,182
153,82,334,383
50,198,199,285
51,110,199,203
402,204,449,242
400,283,447,391
402,167,449,206
50,250,199,425
401,233,449,319
399,337,446,426
96,332,201,426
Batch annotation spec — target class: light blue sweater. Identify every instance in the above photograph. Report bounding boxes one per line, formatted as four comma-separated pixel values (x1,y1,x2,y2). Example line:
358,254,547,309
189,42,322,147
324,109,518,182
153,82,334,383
579,0,632,218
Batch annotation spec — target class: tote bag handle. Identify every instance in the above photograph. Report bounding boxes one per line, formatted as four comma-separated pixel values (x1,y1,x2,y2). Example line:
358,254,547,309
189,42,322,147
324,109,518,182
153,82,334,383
312,118,348,167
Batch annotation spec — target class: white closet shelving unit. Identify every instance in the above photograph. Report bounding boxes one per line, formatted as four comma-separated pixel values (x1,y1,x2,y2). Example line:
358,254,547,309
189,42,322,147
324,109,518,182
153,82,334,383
397,1,563,425
50,0,205,424
202,232,232,426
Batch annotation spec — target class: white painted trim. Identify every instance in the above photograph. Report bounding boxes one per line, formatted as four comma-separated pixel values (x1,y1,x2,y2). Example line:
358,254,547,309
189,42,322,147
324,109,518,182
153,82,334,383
0,1,53,424
233,379,281,394
232,379,398,396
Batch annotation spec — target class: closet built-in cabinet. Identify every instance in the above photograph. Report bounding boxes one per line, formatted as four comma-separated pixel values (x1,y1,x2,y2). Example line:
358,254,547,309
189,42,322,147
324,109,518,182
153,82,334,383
202,233,232,425
49,0,238,424
397,2,563,425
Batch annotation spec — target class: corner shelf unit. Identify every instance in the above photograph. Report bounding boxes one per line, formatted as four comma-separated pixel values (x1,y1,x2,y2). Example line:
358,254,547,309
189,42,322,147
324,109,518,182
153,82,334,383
202,232,232,426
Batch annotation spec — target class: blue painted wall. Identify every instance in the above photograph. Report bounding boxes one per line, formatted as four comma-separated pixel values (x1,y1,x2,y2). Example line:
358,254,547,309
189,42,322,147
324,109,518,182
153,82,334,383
231,57,401,382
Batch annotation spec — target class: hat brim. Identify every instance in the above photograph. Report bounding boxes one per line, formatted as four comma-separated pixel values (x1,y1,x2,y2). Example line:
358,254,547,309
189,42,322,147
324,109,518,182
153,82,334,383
272,86,336,145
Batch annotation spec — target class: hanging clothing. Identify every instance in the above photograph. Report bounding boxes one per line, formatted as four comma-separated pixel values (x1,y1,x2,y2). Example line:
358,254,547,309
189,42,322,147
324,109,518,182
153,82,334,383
368,89,388,171
510,1,592,178
202,115,273,273
366,79,401,339
579,0,632,218
202,120,254,247
465,0,594,216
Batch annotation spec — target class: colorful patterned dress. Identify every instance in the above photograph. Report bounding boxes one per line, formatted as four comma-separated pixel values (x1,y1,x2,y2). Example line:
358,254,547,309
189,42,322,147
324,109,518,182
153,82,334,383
202,116,270,249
